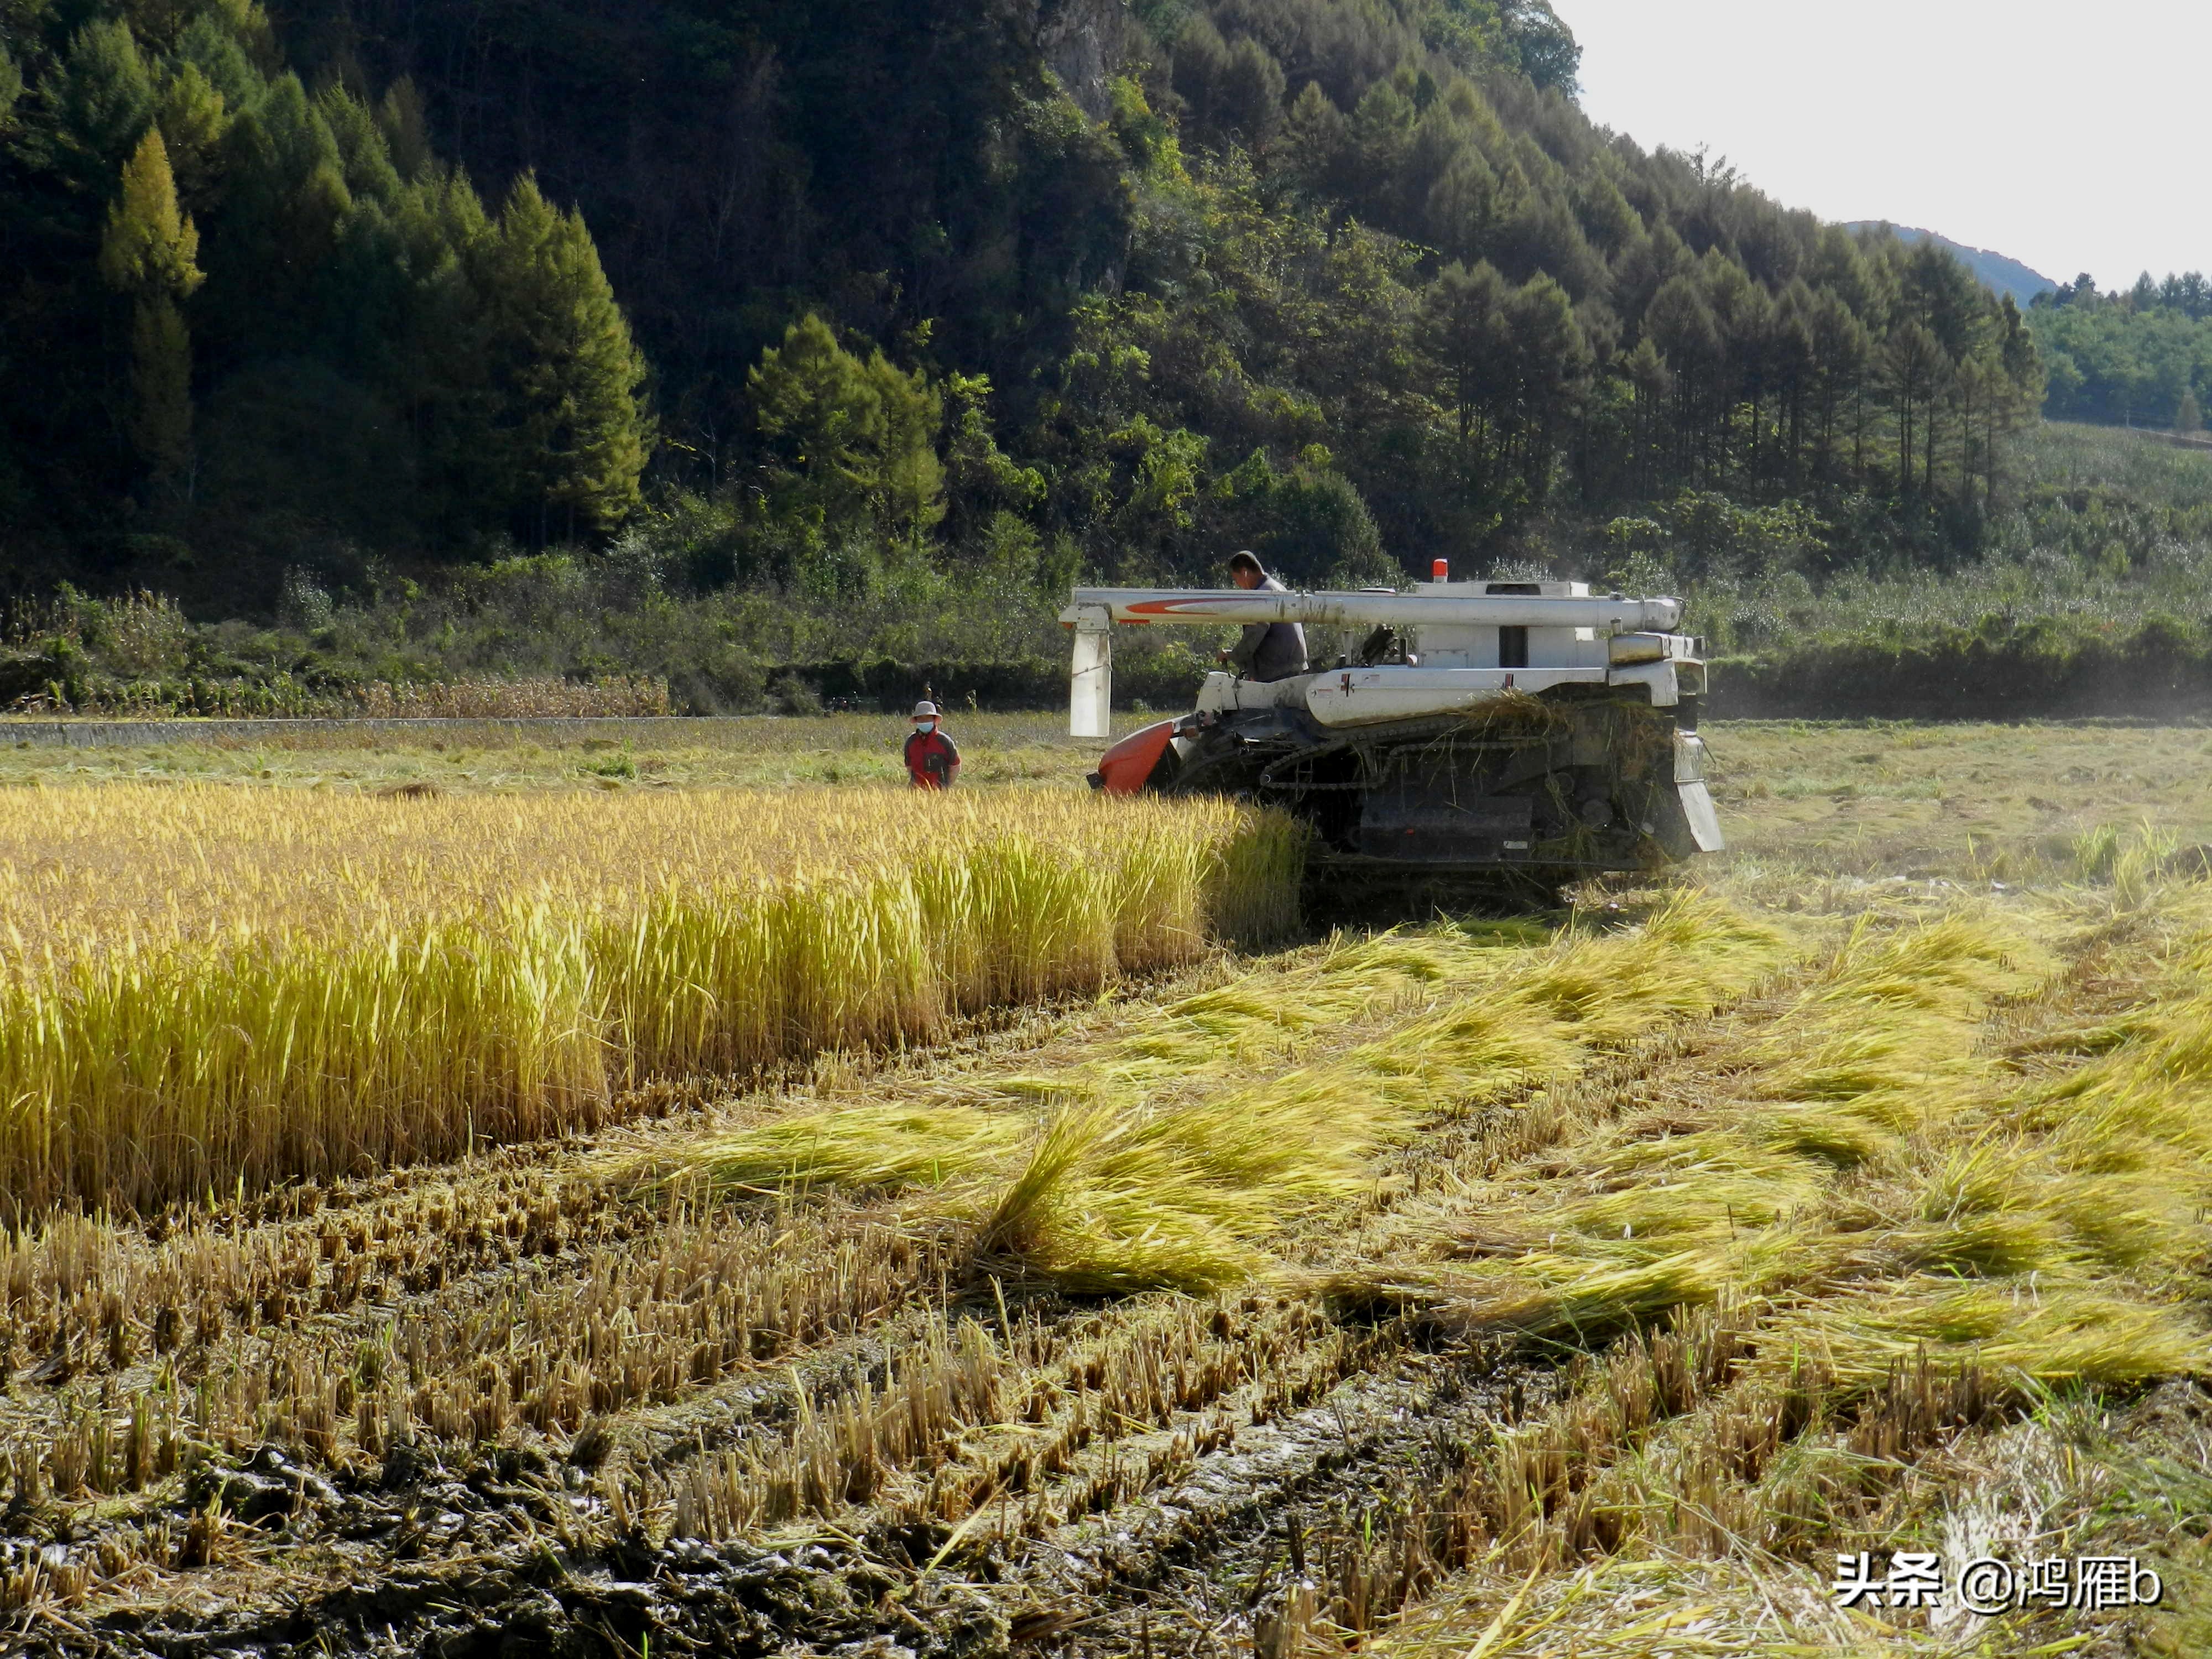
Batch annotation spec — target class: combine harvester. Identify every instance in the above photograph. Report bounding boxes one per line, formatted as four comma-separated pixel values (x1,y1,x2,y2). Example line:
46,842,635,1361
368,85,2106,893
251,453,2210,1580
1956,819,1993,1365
1064,566,1721,905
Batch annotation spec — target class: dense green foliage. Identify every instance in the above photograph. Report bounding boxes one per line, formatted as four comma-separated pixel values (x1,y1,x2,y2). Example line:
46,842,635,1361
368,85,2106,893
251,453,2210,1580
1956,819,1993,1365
2031,272,2212,432
7,0,2051,620
1847,225,2053,309
14,425,2209,721
1692,422,2212,716
0,0,650,589
0,555,1218,717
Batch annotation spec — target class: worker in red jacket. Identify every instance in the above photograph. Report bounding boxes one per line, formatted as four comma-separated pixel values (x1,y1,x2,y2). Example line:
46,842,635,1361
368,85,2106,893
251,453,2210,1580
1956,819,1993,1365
903,700,961,789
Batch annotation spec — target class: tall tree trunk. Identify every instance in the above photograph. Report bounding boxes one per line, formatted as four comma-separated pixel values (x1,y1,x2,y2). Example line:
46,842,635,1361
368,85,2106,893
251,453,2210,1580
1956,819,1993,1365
1924,398,1936,505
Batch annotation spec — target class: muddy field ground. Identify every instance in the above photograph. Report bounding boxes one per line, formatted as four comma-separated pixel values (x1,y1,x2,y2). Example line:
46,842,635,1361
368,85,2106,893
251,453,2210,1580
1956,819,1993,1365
6,717,2212,1658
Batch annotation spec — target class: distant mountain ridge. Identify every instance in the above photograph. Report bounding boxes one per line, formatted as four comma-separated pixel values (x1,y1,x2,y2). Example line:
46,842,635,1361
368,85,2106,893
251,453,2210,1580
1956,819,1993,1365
1846,223,2057,306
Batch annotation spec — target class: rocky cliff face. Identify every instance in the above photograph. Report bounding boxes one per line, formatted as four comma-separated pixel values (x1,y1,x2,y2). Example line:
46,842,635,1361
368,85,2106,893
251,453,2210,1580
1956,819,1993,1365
1036,0,1138,120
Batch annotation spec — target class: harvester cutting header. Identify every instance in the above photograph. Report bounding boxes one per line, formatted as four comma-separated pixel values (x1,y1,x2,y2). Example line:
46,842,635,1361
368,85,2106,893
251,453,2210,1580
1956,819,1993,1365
1062,564,1721,899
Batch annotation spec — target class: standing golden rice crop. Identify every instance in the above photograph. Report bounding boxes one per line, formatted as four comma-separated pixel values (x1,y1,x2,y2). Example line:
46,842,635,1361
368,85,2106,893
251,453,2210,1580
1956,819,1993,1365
0,784,1304,1215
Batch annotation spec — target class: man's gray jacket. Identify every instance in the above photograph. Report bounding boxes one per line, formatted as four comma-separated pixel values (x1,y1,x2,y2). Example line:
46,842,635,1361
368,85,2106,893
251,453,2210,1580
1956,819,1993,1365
1227,574,1308,682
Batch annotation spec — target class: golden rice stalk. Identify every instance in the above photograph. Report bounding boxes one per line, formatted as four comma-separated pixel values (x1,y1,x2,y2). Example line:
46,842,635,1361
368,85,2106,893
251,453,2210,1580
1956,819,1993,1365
973,1103,1277,1294
1323,1235,1807,1348
0,787,1303,1214
1765,1279,2211,1394
694,893,1793,1296
0,904,609,1207
1328,907,2063,1343
685,1104,1031,1197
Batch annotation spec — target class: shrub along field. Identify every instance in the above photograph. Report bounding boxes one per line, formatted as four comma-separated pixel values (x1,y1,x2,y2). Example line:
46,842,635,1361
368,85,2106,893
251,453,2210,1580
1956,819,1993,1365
12,420,2212,728
4,719,2212,1656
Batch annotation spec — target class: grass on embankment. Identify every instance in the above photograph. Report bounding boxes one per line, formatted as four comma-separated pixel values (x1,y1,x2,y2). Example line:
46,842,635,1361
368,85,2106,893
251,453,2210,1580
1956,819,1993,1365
0,785,1302,1216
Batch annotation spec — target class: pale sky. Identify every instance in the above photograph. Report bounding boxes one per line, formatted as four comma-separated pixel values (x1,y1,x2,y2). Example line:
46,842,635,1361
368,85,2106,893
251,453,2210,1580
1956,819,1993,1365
1565,0,2209,291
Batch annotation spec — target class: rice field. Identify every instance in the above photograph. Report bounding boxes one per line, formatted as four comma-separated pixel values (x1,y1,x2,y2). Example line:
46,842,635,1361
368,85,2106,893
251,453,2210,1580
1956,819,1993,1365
0,785,1300,1216
5,719,2212,1657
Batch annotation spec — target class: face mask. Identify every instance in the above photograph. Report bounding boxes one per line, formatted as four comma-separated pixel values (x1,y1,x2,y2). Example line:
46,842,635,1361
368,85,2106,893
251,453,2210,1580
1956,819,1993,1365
916,721,936,734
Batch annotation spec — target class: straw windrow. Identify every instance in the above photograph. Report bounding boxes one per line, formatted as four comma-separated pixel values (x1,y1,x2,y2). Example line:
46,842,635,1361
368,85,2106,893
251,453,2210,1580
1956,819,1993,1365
689,893,1798,1292
1329,888,2212,1402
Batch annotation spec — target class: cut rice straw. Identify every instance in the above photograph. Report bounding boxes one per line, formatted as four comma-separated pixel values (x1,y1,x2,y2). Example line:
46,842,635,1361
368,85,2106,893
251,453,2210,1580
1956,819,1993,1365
688,891,1797,1292
1341,888,2212,1396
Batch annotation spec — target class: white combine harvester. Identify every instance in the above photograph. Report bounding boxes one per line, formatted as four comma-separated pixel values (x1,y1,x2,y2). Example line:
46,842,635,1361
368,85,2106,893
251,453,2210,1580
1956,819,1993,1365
1062,568,1721,901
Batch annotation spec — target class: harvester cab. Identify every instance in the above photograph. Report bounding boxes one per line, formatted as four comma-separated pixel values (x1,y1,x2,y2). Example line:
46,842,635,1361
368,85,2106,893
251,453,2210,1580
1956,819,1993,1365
1062,572,1721,902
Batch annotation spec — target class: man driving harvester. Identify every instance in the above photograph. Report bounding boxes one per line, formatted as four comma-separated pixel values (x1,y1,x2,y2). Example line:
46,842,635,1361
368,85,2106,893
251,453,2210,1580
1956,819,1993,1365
1219,550,1307,682
904,700,961,789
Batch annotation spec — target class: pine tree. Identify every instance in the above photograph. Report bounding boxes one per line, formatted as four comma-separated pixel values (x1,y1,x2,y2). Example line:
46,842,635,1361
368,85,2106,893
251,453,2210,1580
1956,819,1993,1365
749,314,886,528
376,79,432,182
1645,275,1721,477
33,19,155,195
317,86,403,204
1170,17,1230,137
1504,273,1589,491
0,43,23,134
1996,293,2041,401
1425,145,1499,263
209,73,353,349
1279,82,1347,197
128,296,194,479
864,350,945,552
1421,260,1509,446
748,315,948,550
380,169,495,531
100,124,201,296
1767,283,1816,479
1620,336,1672,495
477,174,652,538
100,126,203,481
1807,288,1870,476
1880,321,1944,497
153,61,229,215
1215,39,1286,150
1347,83,1417,201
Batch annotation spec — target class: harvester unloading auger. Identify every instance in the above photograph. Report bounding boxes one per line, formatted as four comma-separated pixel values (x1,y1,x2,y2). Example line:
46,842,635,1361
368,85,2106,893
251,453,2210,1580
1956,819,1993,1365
1063,571,1722,904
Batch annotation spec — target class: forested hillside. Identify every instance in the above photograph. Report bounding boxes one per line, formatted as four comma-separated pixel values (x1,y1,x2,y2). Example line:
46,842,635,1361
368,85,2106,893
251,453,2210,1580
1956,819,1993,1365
1849,225,2053,309
0,0,652,587
4,0,2047,634
2032,271,2212,433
